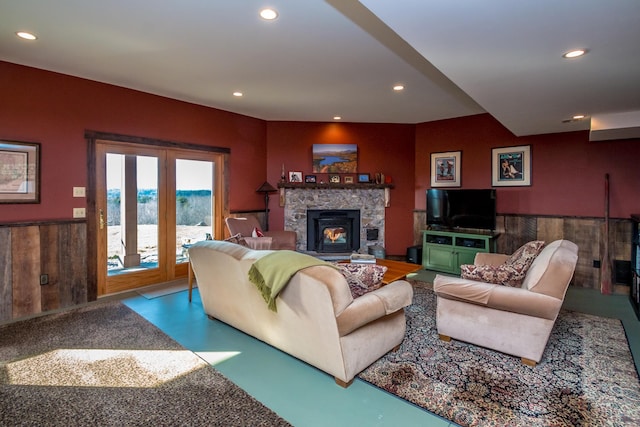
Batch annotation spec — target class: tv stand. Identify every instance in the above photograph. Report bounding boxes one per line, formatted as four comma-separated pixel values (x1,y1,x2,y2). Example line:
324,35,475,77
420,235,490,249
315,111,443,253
422,229,499,274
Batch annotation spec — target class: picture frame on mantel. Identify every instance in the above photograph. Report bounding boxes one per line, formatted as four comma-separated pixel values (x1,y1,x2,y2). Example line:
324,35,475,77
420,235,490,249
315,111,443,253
0,140,40,203
492,145,531,186
430,150,461,187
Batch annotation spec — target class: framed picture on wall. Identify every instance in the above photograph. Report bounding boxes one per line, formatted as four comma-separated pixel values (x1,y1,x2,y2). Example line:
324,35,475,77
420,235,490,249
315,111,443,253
344,176,354,184
358,173,370,183
492,145,531,186
329,174,340,183
304,174,317,183
288,171,303,183
430,150,461,187
0,140,40,203
312,144,357,173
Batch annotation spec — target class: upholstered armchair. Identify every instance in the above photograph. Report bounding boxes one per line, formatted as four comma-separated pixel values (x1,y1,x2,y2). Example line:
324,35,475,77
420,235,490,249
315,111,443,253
225,216,296,250
433,240,579,366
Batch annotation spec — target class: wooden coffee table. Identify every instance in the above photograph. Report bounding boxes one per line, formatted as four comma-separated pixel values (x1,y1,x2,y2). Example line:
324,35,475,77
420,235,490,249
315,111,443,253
375,258,422,284
340,258,422,284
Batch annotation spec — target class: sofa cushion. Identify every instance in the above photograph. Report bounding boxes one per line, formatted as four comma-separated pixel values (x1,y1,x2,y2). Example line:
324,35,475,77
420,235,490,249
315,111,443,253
334,263,387,298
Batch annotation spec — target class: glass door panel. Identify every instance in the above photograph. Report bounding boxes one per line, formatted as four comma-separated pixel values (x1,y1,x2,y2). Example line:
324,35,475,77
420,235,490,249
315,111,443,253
175,159,213,264
106,153,159,275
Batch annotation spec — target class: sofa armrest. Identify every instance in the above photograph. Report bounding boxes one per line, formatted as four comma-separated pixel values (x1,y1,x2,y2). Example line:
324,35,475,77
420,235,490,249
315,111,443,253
474,252,509,266
434,274,562,320
336,280,413,336
264,230,296,250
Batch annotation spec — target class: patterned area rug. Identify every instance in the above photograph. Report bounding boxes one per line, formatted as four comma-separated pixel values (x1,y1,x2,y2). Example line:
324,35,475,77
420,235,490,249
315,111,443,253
0,301,290,426
359,283,640,426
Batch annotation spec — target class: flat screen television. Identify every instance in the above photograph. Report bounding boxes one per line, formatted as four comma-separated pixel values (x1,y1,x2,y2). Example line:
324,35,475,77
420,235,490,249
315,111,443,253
426,189,497,231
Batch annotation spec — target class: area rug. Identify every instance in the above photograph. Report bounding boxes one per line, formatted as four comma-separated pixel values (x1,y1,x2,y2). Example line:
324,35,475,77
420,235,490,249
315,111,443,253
359,282,640,426
0,301,290,426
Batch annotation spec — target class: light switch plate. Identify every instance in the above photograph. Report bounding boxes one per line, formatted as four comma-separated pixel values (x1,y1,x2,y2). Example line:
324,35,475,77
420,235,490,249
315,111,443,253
73,208,86,218
73,187,86,197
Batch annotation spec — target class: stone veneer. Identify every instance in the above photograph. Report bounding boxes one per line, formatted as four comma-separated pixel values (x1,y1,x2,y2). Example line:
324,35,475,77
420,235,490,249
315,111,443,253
282,186,387,253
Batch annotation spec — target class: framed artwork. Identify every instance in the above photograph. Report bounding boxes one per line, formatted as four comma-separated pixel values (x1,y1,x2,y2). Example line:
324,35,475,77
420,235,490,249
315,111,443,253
344,176,354,184
0,140,40,203
430,151,461,187
358,173,370,183
304,174,317,183
492,145,531,186
329,174,340,183
288,171,303,183
312,144,357,173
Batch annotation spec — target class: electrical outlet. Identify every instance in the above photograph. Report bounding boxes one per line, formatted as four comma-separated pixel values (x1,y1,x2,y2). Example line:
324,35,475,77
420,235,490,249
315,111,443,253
73,207,86,218
73,186,86,197
40,274,49,285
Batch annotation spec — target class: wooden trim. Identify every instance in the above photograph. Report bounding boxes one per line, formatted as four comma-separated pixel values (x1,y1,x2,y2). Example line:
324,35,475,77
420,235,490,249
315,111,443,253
278,183,393,190
84,130,230,154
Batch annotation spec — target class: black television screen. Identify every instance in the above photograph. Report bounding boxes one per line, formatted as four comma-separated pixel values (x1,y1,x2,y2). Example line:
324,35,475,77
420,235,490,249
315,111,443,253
427,189,496,231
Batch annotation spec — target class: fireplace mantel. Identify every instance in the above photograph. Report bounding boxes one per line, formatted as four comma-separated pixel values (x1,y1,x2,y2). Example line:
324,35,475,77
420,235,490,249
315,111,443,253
278,182,393,190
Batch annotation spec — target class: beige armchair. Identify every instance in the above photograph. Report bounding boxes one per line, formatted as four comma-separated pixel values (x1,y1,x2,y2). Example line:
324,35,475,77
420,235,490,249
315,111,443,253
433,240,579,366
225,216,296,250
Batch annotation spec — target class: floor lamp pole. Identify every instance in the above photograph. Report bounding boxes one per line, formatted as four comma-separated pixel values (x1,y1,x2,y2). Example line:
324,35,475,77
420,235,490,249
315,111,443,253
256,181,277,231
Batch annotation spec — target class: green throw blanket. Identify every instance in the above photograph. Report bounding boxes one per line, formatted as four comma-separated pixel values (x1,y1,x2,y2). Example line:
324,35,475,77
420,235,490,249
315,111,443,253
248,251,332,312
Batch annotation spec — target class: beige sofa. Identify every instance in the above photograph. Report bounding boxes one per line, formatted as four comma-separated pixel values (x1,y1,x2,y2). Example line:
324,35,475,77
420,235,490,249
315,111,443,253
188,240,414,386
433,239,578,366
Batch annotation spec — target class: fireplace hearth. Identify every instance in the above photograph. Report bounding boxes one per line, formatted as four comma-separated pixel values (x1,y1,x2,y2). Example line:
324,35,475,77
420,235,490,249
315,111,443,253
307,209,360,253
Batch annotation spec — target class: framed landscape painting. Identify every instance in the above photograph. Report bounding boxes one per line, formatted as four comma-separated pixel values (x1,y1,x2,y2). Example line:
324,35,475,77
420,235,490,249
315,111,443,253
430,151,461,187
492,145,531,186
0,140,40,203
312,144,357,173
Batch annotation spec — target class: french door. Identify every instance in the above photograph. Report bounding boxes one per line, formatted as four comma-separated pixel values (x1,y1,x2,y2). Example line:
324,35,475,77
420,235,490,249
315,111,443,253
93,139,227,296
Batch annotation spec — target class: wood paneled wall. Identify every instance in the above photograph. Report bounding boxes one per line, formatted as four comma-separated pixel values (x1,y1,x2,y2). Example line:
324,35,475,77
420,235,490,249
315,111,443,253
0,220,88,322
413,211,632,293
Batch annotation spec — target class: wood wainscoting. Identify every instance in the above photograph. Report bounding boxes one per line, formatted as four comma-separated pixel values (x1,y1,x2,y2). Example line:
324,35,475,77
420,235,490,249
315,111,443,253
0,220,89,322
413,211,632,293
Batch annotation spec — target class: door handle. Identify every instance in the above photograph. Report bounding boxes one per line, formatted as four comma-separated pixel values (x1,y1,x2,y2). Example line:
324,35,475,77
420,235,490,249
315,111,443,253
99,209,105,230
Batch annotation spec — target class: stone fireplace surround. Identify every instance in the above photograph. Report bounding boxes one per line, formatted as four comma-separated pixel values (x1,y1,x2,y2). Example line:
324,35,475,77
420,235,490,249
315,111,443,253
280,184,389,253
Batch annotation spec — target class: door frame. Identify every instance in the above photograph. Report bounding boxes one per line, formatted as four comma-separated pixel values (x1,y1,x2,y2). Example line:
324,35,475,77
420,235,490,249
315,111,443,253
86,131,230,298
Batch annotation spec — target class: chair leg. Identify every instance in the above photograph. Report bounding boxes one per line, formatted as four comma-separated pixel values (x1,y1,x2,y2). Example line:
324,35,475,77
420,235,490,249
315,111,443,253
438,334,451,342
335,377,354,388
521,357,537,367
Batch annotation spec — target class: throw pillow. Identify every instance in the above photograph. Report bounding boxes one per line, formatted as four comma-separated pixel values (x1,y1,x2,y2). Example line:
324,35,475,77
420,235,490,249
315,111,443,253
252,227,265,238
460,240,546,287
224,233,248,247
505,240,546,271
333,263,387,298
460,263,524,287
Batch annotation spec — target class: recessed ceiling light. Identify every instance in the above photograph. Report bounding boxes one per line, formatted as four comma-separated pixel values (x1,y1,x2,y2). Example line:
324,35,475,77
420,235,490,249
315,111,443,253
572,114,586,120
563,49,587,59
333,116,342,121
260,8,278,20
233,91,243,97
16,31,37,40
393,85,404,91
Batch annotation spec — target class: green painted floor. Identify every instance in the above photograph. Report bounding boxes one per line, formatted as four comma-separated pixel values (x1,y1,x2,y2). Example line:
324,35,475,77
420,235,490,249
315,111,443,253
122,269,640,427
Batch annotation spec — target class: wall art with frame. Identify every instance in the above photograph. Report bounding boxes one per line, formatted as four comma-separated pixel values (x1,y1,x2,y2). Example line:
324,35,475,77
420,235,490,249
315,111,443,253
0,140,40,203
288,171,303,183
312,144,357,173
492,145,531,186
430,150,461,187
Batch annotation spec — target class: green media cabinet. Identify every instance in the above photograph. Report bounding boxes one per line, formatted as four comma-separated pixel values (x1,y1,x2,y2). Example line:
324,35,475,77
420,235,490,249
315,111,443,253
422,229,500,274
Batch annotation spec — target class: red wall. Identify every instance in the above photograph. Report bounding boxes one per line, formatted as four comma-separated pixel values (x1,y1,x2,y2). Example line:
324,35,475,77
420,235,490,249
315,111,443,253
416,114,640,219
266,122,416,255
0,61,267,222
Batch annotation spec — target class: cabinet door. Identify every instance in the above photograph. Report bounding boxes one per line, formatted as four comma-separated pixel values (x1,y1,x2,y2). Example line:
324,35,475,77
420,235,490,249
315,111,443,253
455,249,478,271
424,245,456,273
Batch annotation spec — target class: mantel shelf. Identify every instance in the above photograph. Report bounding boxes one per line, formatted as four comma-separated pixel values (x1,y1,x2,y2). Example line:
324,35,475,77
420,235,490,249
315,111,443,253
277,182,394,190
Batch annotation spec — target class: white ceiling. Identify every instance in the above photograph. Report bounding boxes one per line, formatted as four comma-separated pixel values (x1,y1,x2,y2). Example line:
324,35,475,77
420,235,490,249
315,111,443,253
1,0,639,138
